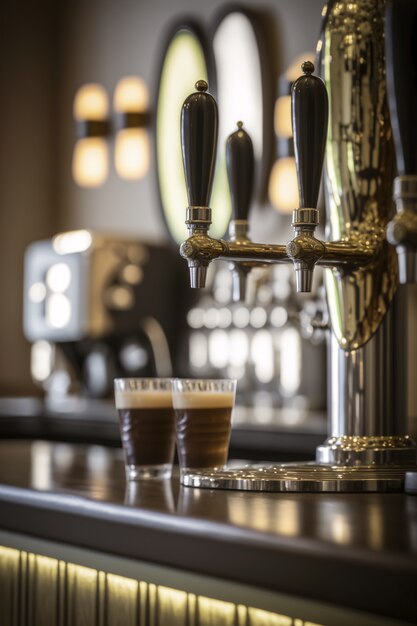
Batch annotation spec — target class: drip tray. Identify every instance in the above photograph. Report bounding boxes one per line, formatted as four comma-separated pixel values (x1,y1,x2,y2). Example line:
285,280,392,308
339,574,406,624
181,462,414,493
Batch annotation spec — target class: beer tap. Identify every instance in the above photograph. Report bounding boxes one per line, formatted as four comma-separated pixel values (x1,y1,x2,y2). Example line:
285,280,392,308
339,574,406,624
226,121,254,302
180,69,373,295
285,61,328,292
180,79,219,289
178,2,417,493
385,0,417,283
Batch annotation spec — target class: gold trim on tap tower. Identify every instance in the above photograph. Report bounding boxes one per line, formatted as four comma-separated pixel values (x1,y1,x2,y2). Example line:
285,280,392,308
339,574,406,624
322,0,398,351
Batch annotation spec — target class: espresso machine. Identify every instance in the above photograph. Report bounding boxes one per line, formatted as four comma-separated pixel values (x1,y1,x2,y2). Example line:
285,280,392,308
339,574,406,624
23,230,191,410
177,0,417,492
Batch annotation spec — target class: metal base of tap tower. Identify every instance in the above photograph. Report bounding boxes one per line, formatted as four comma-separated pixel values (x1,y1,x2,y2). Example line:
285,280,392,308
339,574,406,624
181,461,416,493
316,435,417,465
182,435,417,493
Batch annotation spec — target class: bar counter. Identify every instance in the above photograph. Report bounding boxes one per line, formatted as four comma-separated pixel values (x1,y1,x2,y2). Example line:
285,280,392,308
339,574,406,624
0,440,416,626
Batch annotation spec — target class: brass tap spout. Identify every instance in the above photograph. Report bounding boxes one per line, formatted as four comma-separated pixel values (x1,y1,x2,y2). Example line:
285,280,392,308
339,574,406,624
180,206,223,288
285,214,375,289
180,71,375,296
286,209,325,292
180,207,374,278
180,235,289,265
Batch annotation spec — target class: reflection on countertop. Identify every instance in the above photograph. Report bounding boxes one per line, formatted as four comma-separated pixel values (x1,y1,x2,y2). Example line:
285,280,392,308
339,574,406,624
1,440,417,623
0,439,416,558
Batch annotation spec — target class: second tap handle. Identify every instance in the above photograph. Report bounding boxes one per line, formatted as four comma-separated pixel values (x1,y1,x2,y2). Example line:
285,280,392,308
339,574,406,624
291,61,328,208
181,80,218,208
385,0,417,176
226,122,254,220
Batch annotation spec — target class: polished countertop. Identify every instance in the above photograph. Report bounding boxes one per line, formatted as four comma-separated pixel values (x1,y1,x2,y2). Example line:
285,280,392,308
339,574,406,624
0,440,416,624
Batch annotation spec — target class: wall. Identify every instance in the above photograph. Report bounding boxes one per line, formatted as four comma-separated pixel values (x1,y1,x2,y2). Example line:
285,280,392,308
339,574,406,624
57,0,325,240
0,0,59,394
0,0,324,395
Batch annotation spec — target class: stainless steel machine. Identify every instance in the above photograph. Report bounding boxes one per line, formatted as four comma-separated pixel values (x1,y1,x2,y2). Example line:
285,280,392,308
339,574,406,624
177,0,417,492
23,231,191,408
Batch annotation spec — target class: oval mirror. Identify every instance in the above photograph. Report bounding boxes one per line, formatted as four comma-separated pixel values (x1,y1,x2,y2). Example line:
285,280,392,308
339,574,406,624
212,7,273,201
156,23,231,244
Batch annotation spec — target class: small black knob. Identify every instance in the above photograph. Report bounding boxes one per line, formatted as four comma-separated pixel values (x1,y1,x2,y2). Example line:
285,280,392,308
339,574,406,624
226,122,254,221
385,0,417,176
181,80,218,207
291,62,328,208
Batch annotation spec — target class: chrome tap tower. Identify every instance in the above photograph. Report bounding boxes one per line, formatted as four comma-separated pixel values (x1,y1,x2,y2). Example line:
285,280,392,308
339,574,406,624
179,0,417,492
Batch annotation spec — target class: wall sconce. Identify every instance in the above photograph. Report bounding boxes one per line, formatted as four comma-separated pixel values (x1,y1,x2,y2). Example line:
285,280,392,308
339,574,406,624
114,76,151,180
72,84,110,188
268,53,314,213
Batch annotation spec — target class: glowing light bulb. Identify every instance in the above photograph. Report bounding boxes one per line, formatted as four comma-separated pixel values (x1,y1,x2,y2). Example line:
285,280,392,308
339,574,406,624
114,76,150,180
72,84,109,187
73,84,108,120
72,137,109,187
114,76,149,113
115,128,150,179
268,157,299,214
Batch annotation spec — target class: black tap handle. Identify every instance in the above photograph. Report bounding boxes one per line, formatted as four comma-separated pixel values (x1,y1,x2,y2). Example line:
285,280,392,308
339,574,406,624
226,122,254,221
181,80,218,207
291,61,328,208
385,0,417,176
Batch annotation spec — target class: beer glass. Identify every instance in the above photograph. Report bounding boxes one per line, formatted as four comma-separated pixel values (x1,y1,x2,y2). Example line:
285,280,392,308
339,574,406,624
114,378,175,480
172,378,237,478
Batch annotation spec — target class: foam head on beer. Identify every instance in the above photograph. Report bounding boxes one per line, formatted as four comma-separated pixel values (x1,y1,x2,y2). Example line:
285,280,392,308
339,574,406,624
115,387,173,409
171,390,235,409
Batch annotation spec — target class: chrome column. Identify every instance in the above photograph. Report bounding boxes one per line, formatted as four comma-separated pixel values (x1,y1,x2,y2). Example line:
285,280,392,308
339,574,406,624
316,0,415,466
318,290,415,465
